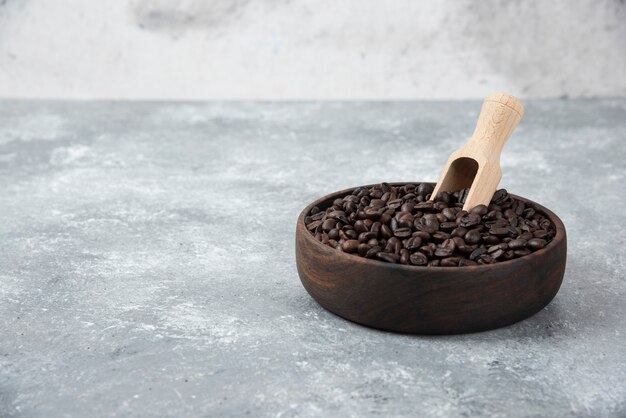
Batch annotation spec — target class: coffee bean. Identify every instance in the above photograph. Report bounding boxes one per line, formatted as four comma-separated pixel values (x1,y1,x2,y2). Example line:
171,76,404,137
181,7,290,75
401,202,415,214
442,208,457,221
308,183,554,266
341,240,360,253
527,238,547,250
451,227,468,238
469,247,487,261
514,248,532,257
440,221,458,231
417,183,434,196
492,189,508,204
357,243,371,256
354,220,368,233
489,227,510,236
364,245,382,258
386,237,402,254
470,204,488,216
400,249,410,265
409,252,428,266
508,239,527,250
431,231,451,242
406,236,422,251
357,231,375,243
464,229,481,245
306,220,322,230
415,201,434,211
482,234,500,245
441,257,461,267
381,224,393,239
394,227,412,238
459,213,481,227
376,252,399,263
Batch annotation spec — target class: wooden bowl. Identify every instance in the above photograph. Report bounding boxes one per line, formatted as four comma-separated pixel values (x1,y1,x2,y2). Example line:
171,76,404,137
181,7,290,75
295,183,567,334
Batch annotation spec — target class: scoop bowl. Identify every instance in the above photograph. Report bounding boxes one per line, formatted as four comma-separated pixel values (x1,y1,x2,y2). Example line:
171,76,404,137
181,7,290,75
295,182,567,334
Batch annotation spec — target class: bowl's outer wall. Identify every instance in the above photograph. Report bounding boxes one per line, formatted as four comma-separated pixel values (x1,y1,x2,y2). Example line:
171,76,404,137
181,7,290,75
295,184,567,334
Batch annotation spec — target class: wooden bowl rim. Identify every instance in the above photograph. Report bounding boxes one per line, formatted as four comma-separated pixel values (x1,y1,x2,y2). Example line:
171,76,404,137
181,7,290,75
298,182,566,272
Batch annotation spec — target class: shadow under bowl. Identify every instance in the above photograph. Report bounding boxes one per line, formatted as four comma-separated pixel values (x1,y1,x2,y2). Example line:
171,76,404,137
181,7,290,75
295,182,567,335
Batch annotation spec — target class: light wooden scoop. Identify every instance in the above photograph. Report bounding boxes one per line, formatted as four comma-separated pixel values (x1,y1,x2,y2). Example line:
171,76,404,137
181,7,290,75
432,92,524,211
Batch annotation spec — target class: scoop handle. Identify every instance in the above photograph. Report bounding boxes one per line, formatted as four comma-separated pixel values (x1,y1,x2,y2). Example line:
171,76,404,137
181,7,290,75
467,92,524,161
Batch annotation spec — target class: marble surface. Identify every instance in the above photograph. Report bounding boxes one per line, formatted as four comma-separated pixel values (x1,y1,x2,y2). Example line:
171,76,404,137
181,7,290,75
0,100,625,417
0,0,625,100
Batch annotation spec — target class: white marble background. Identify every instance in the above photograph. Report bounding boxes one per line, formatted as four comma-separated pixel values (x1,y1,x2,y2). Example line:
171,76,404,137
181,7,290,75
0,0,624,100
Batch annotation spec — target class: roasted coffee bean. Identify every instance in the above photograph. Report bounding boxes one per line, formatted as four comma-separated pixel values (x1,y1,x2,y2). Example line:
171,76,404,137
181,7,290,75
308,184,554,266
459,213,481,227
435,191,451,204
419,244,435,258
381,224,393,239
527,238,547,250
459,243,478,255
442,207,457,221
394,227,412,238
376,252,400,263
399,249,410,265
492,189,509,204
409,252,428,266
365,245,382,258
357,243,371,256
401,202,415,214
434,238,455,257
469,247,487,261
386,237,402,254
470,204,489,216
464,228,481,245
482,234,500,245
452,236,465,248
508,239,527,250
406,236,423,251
354,220,368,233
415,201,434,211
440,221,458,231
431,231,451,242
441,257,461,267
451,227,468,238
306,220,322,230
514,248,532,257
417,183,434,196
489,227,510,236
488,245,504,259
341,240,360,253
357,231,375,243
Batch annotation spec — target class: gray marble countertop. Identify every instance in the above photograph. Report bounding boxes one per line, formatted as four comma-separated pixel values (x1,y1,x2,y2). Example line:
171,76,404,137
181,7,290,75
1,100,625,417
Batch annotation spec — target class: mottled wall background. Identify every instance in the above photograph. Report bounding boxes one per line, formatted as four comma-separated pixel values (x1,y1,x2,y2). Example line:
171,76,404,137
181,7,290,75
0,0,624,100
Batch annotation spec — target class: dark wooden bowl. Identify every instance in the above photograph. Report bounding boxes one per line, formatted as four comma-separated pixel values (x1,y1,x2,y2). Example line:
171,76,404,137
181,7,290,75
295,183,567,334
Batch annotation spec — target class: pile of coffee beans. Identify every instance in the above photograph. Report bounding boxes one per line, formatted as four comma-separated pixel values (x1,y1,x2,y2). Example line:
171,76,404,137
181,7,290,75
305,183,555,267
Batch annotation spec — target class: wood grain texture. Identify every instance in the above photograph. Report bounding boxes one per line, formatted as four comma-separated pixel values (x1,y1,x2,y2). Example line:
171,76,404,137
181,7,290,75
433,92,524,211
295,183,567,335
